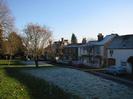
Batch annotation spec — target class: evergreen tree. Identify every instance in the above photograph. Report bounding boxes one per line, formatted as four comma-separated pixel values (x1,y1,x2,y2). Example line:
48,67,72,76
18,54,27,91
71,33,77,44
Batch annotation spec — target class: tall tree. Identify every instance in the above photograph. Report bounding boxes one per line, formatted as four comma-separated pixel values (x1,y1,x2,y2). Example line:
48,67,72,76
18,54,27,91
0,24,3,52
0,0,14,35
3,32,24,61
71,33,77,44
24,23,52,67
8,32,24,56
0,0,14,58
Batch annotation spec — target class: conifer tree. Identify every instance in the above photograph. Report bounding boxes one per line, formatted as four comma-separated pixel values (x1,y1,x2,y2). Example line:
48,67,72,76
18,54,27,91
71,33,77,44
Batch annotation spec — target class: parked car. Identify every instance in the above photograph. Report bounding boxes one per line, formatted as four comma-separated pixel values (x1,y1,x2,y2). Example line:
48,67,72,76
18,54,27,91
105,65,126,75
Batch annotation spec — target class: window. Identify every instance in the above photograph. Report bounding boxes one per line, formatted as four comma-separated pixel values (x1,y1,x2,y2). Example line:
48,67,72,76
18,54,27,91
110,50,113,57
96,46,100,54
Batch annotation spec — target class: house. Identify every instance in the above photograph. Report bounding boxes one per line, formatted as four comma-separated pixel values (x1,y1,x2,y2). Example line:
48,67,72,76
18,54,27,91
44,38,69,60
93,34,118,67
80,34,117,67
52,38,69,58
63,43,82,62
79,41,97,66
107,35,133,74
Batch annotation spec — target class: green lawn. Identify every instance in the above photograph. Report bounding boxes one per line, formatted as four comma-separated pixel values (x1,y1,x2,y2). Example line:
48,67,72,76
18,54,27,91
0,68,30,99
0,67,79,99
0,60,24,65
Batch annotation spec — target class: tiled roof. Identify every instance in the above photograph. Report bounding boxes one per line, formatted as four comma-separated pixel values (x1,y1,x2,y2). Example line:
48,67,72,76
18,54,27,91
109,34,133,49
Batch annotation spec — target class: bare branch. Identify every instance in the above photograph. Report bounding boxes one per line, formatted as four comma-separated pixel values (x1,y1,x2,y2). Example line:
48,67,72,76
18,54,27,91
23,23,52,67
0,0,14,35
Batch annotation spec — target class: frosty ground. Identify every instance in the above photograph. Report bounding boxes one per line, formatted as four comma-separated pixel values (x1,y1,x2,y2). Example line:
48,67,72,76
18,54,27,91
22,67,133,99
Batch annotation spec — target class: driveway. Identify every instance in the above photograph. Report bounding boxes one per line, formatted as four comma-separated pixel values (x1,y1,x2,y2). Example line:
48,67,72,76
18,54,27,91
22,67,133,99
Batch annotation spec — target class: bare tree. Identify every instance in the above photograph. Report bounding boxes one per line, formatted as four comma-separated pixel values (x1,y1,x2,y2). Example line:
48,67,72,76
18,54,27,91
24,23,52,67
0,0,14,58
0,0,14,35
0,24,3,57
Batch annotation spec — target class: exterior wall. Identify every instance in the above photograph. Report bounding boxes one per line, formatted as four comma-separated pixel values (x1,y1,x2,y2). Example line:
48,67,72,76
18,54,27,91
79,45,102,67
108,49,133,66
64,47,79,61
80,44,112,67
79,46,88,57
79,45,89,65
78,46,82,58
92,45,104,67
101,46,104,56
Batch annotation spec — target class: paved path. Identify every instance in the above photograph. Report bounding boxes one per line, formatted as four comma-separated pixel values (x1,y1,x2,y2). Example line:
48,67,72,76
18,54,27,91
22,67,133,99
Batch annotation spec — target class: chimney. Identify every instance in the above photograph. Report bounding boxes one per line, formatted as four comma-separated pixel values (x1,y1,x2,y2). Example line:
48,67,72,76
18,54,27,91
97,33,104,41
82,38,87,44
61,38,64,42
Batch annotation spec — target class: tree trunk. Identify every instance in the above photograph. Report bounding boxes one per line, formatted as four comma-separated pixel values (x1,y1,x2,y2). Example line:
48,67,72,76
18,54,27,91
34,56,39,67
8,55,12,65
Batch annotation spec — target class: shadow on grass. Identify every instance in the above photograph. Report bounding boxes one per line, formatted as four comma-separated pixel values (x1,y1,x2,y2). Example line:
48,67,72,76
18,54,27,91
5,67,80,99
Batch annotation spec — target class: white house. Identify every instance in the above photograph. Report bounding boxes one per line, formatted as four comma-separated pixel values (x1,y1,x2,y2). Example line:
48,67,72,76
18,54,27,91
107,35,133,74
79,41,97,66
93,34,117,67
79,34,117,67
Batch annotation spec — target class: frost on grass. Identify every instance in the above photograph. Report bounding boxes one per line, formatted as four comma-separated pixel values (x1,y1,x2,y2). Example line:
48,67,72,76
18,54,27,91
22,67,133,99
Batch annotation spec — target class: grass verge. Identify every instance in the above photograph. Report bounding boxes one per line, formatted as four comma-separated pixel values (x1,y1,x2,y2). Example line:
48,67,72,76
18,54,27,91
0,68,30,99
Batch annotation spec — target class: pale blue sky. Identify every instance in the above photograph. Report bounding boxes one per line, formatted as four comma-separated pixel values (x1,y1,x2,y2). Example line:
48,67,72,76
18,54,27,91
7,0,133,42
